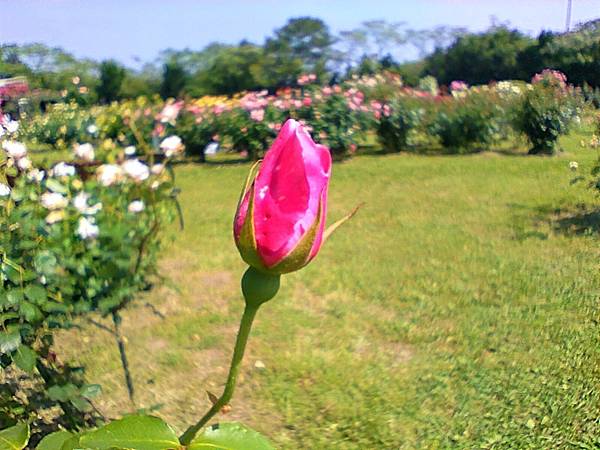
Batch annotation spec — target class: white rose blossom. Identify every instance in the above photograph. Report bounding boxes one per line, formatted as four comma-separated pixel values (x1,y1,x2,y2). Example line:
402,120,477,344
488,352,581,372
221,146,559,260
74,143,95,161
2,141,27,159
73,191,102,215
27,169,45,183
76,216,99,240
0,183,11,197
124,145,136,156
96,164,123,186
87,124,98,134
41,192,68,210
151,163,165,175
160,135,183,157
122,159,149,182
17,157,32,171
52,162,76,177
5,120,19,134
128,200,145,213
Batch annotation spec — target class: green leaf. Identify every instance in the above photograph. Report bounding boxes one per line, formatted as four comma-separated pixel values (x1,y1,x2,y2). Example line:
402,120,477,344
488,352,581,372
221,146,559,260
20,302,42,322
24,285,47,304
69,397,92,413
55,434,81,450
0,331,21,355
3,266,22,285
35,430,73,450
6,290,24,306
45,178,68,194
47,384,79,402
0,422,29,450
78,415,180,450
12,345,37,373
34,252,57,277
80,384,102,399
0,313,19,325
189,422,275,450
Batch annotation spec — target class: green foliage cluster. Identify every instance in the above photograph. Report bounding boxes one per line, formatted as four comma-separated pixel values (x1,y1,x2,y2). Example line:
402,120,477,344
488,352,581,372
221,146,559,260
0,417,274,449
427,90,505,151
377,97,428,152
425,20,600,88
19,102,95,148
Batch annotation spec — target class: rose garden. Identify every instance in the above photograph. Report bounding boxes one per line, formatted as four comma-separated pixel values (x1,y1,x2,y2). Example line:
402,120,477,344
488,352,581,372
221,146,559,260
1,10,600,450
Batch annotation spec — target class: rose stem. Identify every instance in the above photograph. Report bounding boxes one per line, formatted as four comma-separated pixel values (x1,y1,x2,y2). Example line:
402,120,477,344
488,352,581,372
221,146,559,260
179,303,259,445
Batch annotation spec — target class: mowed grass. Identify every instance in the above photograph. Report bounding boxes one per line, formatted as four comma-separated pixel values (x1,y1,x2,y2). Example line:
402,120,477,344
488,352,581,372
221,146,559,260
58,128,600,449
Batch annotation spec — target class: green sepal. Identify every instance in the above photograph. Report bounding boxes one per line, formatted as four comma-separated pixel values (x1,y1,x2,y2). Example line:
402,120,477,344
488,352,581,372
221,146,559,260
236,160,261,208
235,181,268,272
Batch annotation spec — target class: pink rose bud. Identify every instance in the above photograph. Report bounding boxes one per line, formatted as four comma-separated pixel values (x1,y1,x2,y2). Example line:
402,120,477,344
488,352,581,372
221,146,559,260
234,119,332,274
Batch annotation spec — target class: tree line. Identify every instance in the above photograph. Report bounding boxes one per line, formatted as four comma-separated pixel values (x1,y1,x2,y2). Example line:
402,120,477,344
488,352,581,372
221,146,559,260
1,17,598,104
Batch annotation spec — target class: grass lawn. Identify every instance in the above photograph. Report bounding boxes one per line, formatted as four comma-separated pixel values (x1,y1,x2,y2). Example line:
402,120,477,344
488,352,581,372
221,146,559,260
58,127,600,449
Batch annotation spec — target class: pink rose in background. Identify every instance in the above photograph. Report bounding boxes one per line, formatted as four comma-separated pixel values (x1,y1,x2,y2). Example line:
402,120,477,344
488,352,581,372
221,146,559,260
157,100,183,123
152,123,165,137
250,109,265,122
450,80,468,92
234,119,332,274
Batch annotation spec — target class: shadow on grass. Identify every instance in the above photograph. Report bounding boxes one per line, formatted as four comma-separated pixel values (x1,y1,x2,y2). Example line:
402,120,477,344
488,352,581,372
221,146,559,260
509,203,600,241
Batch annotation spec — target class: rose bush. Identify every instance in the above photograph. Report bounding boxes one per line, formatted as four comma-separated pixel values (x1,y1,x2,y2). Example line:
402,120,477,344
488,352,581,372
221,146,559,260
513,69,582,154
0,115,179,434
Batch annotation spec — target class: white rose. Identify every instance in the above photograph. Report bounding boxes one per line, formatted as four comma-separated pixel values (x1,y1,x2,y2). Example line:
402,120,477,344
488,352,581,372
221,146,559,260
160,135,183,157
151,163,164,175
128,200,145,213
6,121,19,134
76,216,99,240
73,191,102,215
96,164,123,186
122,159,149,182
2,141,27,159
74,143,95,161
124,145,136,156
27,169,45,183
87,124,98,134
17,157,32,171
0,183,11,197
52,162,76,177
41,192,68,210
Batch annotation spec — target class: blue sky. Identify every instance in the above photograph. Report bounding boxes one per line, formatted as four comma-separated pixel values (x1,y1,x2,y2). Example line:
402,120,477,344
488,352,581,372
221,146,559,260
2,0,599,67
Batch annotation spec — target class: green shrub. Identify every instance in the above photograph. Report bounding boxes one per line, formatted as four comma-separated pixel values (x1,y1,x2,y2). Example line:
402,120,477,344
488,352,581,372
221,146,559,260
428,90,503,152
513,70,581,154
376,97,429,152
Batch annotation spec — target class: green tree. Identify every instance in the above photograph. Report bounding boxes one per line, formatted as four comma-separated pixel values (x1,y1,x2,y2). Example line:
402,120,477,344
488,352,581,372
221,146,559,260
96,60,125,103
159,61,187,99
196,43,264,95
261,17,333,87
425,25,534,85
